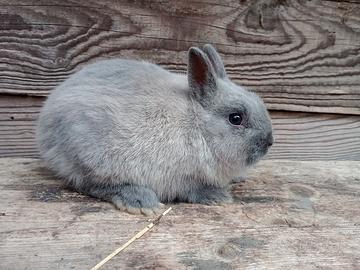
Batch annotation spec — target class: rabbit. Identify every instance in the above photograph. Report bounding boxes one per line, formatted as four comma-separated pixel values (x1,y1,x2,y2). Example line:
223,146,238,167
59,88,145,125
36,44,273,215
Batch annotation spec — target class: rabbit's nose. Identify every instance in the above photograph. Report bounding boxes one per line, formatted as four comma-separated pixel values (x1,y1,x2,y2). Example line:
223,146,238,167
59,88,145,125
267,133,274,147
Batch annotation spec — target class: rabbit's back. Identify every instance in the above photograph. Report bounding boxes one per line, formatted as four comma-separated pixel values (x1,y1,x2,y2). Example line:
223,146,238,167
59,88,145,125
53,59,182,96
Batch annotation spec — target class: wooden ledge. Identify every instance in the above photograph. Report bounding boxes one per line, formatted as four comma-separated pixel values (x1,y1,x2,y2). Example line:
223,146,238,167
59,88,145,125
0,158,359,269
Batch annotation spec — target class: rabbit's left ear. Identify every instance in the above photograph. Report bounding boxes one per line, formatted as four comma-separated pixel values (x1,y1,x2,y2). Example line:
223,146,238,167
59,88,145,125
202,44,227,79
187,47,217,99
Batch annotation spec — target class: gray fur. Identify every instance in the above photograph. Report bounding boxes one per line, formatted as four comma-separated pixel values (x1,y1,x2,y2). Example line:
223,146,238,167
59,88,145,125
36,44,273,215
186,186,233,205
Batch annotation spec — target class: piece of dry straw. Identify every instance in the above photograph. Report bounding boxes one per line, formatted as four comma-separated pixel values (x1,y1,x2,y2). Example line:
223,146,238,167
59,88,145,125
90,207,172,270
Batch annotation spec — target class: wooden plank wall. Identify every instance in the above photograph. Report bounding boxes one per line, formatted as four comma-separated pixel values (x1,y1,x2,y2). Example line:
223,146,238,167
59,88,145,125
0,0,359,160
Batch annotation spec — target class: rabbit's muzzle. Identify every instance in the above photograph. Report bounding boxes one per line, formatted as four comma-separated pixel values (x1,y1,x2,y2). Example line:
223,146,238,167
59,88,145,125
245,131,273,166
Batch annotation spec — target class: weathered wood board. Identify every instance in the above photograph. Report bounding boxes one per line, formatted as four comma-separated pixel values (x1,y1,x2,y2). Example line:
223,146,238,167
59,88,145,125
0,0,360,114
1,95,359,160
0,158,359,269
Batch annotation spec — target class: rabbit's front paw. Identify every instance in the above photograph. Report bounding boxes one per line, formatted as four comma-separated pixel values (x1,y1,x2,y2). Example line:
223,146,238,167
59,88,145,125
187,186,233,205
111,185,163,216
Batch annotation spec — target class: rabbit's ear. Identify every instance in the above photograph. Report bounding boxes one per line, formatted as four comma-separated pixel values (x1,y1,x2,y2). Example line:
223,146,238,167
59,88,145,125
188,47,217,99
202,44,227,79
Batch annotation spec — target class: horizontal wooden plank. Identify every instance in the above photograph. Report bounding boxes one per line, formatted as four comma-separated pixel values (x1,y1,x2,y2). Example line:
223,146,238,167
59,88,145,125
0,0,360,114
1,95,359,160
0,158,359,269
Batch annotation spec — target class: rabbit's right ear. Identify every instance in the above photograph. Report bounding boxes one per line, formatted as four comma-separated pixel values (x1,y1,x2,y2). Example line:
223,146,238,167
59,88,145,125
187,47,217,100
202,44,227,79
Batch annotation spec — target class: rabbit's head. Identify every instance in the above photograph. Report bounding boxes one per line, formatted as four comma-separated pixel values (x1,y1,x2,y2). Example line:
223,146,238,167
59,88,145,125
188,44,273,170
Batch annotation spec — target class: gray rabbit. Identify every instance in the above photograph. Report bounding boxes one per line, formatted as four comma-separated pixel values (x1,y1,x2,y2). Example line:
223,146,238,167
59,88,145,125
36,44,273,215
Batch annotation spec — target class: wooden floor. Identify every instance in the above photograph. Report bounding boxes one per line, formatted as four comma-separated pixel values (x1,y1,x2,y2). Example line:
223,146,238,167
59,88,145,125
0,158,359,270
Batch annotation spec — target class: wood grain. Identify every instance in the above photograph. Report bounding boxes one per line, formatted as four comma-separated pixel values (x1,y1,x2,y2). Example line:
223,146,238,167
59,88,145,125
0,0,359,114
0,158,359,269
1,95,359,160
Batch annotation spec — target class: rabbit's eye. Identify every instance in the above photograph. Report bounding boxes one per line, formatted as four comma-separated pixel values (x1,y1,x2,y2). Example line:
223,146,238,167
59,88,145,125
229,113,243,126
